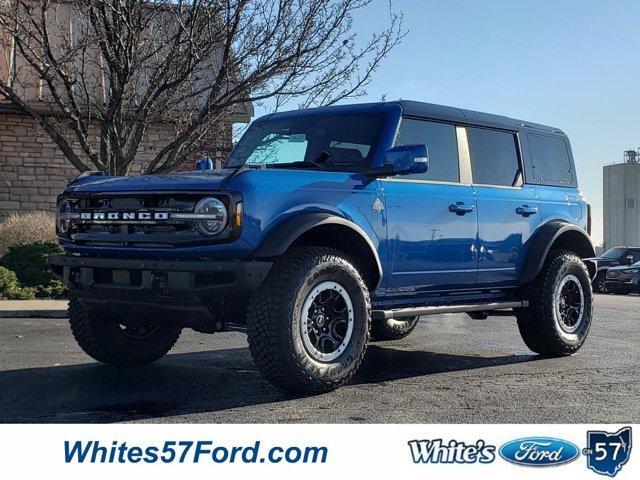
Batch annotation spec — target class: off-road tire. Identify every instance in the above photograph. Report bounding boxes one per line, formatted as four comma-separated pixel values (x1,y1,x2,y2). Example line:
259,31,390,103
371,316,419,341
516,249,592,356
68,298,182,366
246,247,370,394
593,272,608,294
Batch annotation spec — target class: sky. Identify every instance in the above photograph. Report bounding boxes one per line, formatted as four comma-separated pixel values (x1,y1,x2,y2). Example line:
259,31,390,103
251,0,640,244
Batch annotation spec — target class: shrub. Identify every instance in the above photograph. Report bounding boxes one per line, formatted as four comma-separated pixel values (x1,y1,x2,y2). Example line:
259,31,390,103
0,266,19,294
0,266,36,300
8,285,37,300
0,211,57,257
36,279,67,299
0,242,62,287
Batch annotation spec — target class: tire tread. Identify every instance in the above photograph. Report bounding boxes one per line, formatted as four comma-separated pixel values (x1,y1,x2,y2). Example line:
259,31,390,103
68,297,181,366
516,249,591,356
247,247,370,394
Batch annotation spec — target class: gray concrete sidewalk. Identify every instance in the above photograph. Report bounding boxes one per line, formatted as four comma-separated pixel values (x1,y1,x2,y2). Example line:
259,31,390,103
0,300,68,318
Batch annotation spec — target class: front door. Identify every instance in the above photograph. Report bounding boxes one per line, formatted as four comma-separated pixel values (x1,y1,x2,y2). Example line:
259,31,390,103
382,118,478,296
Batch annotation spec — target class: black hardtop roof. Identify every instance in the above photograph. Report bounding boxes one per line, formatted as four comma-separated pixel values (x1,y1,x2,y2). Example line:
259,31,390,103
394,100,565,135
264,100,565,135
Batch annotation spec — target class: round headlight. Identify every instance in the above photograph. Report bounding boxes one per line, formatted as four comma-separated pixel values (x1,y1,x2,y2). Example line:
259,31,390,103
193,197,227,236
57,200,72,234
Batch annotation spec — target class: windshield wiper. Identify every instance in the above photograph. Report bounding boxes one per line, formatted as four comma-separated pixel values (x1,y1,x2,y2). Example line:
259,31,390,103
266,162,319,169
311,150,332,166
265,151,333,169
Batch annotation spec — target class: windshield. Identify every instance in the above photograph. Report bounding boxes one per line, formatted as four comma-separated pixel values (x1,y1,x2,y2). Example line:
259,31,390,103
227,112,386,169
601,247,624,259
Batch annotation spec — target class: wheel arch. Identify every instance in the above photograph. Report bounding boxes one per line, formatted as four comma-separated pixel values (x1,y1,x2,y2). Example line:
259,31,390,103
253,212,383,290
519,220,596,284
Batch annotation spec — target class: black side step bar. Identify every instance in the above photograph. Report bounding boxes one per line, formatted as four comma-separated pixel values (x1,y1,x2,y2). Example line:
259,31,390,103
371,301,528,321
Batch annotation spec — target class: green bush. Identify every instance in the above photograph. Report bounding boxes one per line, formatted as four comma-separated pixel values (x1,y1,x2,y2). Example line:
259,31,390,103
9,286,37,300
1,242,62,287
36,279,67,299
0,266,36,300
0,242,67,299
0,266,19,293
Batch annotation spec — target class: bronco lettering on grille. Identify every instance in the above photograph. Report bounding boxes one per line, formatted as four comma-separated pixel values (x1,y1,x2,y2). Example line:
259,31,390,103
79,211,170,221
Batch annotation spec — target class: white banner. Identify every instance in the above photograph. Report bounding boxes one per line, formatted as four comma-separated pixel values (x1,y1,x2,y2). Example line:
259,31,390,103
0,424,635,479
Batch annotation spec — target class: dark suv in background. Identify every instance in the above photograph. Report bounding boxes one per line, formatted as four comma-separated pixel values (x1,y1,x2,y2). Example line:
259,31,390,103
592,247,640,293
605,260,640,294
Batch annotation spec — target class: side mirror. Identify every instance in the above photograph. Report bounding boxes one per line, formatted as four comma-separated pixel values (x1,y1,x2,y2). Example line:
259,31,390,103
196,156,214,171
384,144,429,175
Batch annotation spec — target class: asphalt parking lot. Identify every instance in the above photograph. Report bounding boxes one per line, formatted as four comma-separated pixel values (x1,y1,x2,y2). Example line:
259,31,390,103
0,294,638,424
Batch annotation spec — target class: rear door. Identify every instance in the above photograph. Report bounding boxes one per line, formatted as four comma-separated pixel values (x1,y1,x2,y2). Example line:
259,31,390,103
467,127,541,287
382,118,478,295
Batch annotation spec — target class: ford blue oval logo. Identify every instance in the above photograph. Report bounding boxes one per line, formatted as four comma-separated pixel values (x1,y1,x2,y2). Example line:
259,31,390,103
499,437,580,467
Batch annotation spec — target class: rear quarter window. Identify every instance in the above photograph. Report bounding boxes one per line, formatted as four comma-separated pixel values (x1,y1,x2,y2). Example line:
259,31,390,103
528,134,573,185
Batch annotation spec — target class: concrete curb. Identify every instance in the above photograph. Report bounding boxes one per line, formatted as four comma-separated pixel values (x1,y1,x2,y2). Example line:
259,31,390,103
0,300,68,319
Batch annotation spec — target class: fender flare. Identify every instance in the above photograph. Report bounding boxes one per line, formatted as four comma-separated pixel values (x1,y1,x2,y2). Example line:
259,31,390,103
253,212,383,289
519,220,596,284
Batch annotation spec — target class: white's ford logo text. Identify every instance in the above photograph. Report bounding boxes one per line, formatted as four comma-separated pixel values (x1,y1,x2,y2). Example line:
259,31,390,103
408,439,496,464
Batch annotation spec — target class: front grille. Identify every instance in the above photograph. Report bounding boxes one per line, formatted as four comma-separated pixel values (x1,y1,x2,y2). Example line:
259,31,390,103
58,193,230,248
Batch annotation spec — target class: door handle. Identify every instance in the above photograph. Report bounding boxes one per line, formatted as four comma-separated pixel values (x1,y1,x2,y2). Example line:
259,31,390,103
516,205,538,217
449,202,475,215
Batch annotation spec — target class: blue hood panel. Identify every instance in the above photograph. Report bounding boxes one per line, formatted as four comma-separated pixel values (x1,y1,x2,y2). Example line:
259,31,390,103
66,169,236,193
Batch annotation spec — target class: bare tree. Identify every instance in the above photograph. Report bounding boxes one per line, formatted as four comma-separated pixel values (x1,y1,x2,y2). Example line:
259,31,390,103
0,0,403,175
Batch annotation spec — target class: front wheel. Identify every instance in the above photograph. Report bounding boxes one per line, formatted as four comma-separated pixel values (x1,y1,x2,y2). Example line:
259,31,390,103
516,250,593,356
69,298,182,366
247,247,370,394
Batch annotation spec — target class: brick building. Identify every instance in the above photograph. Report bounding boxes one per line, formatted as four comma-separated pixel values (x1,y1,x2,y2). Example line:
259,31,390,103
0,1,252,218
0,107,250,218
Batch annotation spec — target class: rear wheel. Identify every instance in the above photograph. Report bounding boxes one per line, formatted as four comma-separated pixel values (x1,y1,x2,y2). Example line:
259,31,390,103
516,250,592,356
371,316,419,341
68,298,182,366
246,247,370,394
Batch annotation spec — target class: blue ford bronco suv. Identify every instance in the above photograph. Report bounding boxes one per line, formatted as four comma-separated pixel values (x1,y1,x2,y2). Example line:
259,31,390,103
50,101,596,394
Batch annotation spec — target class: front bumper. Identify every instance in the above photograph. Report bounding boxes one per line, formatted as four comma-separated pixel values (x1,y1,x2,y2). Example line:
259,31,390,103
605,276,639,293
49,254,272,329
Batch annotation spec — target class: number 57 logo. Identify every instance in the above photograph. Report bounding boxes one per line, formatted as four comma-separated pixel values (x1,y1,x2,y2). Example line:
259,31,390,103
583,427,632,477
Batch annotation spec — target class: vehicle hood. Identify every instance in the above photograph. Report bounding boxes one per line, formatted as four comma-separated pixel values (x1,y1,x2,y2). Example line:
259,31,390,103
585,256,617,265
65,169,237,193
607,264,637,272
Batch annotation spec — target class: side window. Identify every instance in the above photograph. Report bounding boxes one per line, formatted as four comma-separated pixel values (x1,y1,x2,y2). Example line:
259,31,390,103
628,250,640,263
468,127,520,186
528,134,573,184
394,118,459,182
